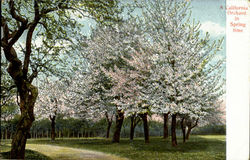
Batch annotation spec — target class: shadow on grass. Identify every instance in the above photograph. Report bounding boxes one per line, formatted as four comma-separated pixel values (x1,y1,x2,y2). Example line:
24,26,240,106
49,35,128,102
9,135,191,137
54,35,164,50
27,135,225,154
114,136,225,154
1,149,52,160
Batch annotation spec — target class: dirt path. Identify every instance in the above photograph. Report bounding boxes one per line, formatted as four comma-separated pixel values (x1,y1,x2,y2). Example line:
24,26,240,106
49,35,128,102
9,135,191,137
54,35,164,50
26,144,128,160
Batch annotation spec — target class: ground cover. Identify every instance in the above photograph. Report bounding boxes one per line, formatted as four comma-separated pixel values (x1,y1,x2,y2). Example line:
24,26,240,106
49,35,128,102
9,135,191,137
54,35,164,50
0,135,225,160
0,145,52,160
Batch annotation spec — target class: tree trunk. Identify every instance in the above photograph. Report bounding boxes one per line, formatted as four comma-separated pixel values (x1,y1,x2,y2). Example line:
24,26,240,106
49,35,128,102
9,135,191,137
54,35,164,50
105,112,113,138
5,129,8,139
85,131,88,138
140,113,149,143
106,121,112,138
130,116,135,141
163,112,169,139
50,116,56,141
186,118,199,140
171,114,177,146
112,110,124,143
180,118,186,143
186,127,191,140
10,82,38,159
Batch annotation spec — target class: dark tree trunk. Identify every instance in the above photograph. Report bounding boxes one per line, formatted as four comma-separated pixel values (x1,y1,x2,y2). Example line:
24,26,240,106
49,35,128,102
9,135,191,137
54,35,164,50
85,131,89,138
106,121,112,138
112,110,124,143
186,118,199,140
50,115,56,141
2,2,40,157
180,117,186,143
10,83,38,159
163,112,170,139
140,113,149,143
130,116,135,141
171,114,177,146
105,112,113,138
130,114,140,141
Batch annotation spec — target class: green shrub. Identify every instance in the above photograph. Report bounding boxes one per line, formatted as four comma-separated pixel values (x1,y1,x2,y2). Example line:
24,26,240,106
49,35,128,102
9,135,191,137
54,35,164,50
192,124,226,135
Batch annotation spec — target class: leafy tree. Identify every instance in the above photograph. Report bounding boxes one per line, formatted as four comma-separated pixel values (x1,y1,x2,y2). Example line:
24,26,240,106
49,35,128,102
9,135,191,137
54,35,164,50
1,0,122,158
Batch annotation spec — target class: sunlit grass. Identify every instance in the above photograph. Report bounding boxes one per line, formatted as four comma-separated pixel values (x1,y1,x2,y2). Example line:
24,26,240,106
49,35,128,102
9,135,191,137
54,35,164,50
0,144,52,160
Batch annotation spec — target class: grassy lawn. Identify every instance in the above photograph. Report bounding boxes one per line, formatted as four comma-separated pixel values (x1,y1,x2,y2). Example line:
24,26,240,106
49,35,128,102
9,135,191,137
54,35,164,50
0,144,52,160
0,135,225,160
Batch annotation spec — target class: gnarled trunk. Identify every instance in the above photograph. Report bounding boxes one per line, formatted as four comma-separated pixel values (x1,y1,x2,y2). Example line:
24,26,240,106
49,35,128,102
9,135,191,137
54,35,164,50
140,113,149,143
180,117,186,143
10,82,38,159
163,112,170,139
171,114,177,146
112,110,124,143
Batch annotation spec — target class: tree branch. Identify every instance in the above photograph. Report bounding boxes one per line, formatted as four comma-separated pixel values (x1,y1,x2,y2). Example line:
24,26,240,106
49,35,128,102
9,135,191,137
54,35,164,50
23,0,41,79
191,118,199,129
1,16,10,44
41,3,73,15
28,69,38,83
134,116,141,127
9,0,27,23
8,20,28,47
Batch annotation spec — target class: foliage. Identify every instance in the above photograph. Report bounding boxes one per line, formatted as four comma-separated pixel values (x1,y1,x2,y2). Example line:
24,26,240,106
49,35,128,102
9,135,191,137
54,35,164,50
1,114,20,138
1,0,123,82
192,125,226,135
1,102,19,121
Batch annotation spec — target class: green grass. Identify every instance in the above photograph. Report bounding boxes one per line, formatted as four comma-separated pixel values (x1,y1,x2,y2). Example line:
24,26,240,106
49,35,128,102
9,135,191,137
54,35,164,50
23,135,225,160
0,144,52,160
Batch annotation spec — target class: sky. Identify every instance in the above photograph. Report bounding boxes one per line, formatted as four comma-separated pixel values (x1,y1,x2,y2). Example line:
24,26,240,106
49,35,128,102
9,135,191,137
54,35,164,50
190,0,226,55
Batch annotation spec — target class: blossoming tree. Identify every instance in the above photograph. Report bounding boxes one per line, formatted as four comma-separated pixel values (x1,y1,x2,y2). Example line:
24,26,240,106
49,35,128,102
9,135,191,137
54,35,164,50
135,0,225,146
35,79,71,141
